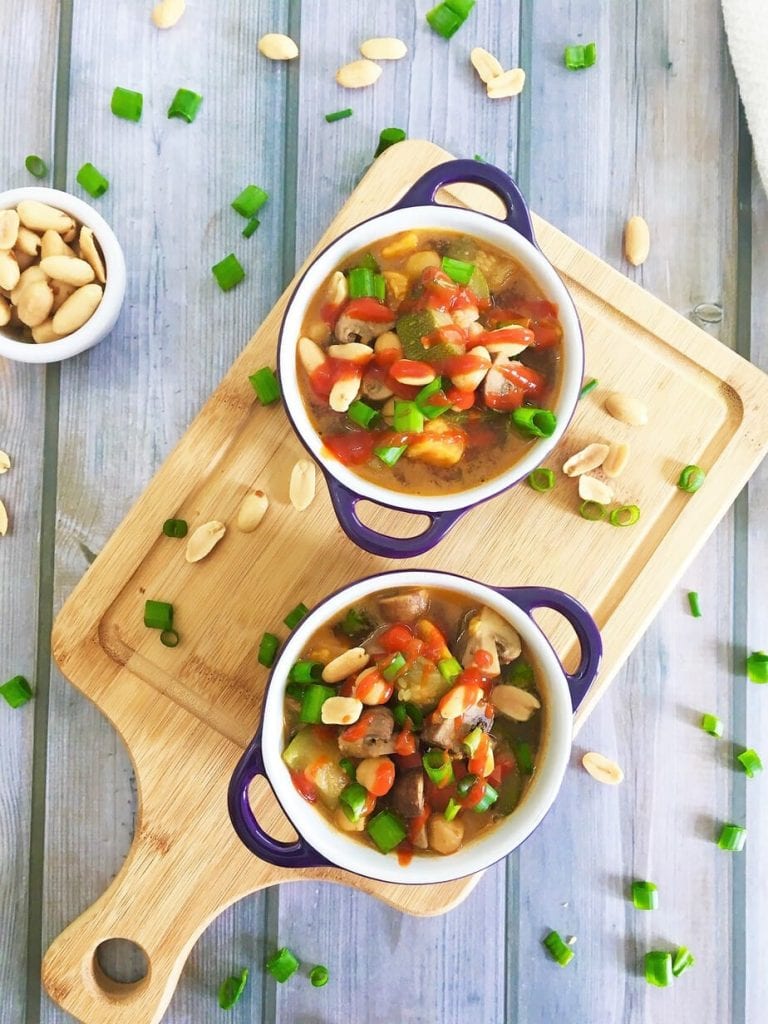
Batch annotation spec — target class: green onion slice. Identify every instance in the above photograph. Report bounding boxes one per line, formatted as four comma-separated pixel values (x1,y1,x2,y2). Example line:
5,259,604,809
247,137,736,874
0,675,33,709
25,155,48,178
212,253,245,292
299,683,335,724
444,797,461,821
374,127,407,158
339,757,356,780
76,162,109,198
671,947,695,978
160,628,180,648
258,632,280,668
737,748,763,778
543,930,574,967
423,749,454,787
162,518,188,538
426,3,464,37
631,880,659,910
381,651,406,682
325,108,353,123
688,591,702,617
700,712,723,737
528,467,555,492
677,464,706,493
393,400,424,434
445,0,476,15
511,407,557,438
285,681,306,702
441,256,475,285
456,773,478,797
644,951,673,987
373,273,386,302
463,726,485,757
473,154,487,162
717,822,747,851
265,947,299,983
392,702,423,729
580,500,607,521
514,741,534,775
347,266,376,299
438,656,462,682
347,399,379,429
284,602,310,629
289,660,324,684
339,782,369,822
218,967,249,1009
564,43,597,70
144,600,173,630
579,377,598,398
111,86,143,122
609,504,640,527
746,651,768,683
167,88,203,123
309,964,330,987
249,366,281,404
232,185,268,218
366,809,407,852
374,443,407,467
242,217,260,239
472,781,498,812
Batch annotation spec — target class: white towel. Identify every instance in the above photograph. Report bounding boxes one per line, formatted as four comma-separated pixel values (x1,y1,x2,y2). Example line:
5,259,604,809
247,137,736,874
722,0,768,187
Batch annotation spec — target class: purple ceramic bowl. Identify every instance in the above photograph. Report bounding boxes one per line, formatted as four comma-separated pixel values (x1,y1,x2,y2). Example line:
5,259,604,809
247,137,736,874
277,160,584,558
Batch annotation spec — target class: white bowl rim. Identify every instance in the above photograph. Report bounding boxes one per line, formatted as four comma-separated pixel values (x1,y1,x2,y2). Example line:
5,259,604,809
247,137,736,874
258,569,575,885
0,186,126,364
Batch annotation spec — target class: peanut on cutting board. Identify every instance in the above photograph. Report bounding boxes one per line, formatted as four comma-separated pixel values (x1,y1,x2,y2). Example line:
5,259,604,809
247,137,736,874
624,215,650,266
0,200,106,344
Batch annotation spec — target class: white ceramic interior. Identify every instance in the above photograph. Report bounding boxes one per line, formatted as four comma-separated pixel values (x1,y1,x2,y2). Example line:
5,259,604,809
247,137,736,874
0,187,126,364
279,205,584,514
260,570,575,885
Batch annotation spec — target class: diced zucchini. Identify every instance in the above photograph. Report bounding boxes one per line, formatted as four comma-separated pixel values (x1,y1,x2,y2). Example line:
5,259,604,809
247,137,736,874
445,235,477,261
494,770,524,814
467,267,489,303
395,655,453,708
282,727,349,808
395,309,451,359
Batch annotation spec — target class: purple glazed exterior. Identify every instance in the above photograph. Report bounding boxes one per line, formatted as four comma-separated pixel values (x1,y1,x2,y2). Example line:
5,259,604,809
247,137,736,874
227,573,602,880
276,159,585,558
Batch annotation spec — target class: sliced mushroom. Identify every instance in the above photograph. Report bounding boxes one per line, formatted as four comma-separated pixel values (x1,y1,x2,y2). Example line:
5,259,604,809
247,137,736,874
337,707,395,758
334,311,395,345
377,589,430,623
460,606,522,677
389,769,425,819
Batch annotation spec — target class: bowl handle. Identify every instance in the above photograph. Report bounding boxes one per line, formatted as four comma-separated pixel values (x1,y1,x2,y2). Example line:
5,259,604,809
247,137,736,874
326,475,465,558
494,586,602,711
391,158,536,245
228,730,330,868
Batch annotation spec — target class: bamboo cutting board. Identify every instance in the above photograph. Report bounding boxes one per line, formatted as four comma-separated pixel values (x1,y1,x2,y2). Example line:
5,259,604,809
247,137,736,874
43,141,768,1024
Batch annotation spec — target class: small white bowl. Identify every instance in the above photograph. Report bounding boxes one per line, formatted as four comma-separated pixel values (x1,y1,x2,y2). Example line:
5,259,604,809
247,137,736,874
0,187,126,364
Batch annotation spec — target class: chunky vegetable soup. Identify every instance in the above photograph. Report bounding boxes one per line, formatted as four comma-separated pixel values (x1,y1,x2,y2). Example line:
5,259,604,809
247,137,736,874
296,230,563,495
281,588,543,861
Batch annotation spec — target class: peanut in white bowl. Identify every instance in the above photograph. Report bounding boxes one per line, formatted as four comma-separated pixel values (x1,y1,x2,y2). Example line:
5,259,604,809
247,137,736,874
0,187,126,364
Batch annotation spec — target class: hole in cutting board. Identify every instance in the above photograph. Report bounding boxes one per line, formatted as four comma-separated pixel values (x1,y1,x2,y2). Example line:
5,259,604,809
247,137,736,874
92,938,150,998
435,183,507,220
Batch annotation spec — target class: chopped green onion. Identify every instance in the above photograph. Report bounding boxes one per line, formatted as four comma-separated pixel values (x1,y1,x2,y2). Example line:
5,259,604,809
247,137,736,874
309,965,330,987
218,967,249,1009
299,683,335,724
0,675,33,709
441,256,475,285
339,607,372,639
564,43,597,70
347,266,376,298
284,602,310,629
444,797,461,821
76,162,109,198
456,773,478,797
212,253,245,292
463,727,485,757
677,464,706,493
258,632,280,668
579,377,598,398
339,782,369,822
111,86,143,122
737,748,763,778
382,651,406,682
644,951,673,987
339,757,356,780
393,400,424,434
514,741,534,775
167,88,203,123
631,881,659,910
416,379,450,420
717,822,747,851
543,930,574,967
610,504,641,527
374,127,407,158
231,185,268,218
445,0,476,15
325,108,353,123
528,467,555,492
505,659,534,687
144,600,173,631
285,681,306,701
249,366,281,404
25,155,48,178
289,660,324,684
472,781,498,812
423,749,454,787
373,273,386,302
393,701,423,729
671,947,695,978
160,628,180,648
426,2,463,37
473,154,487,162
242,217,260,239
438,656,462,682
700,712,723,737
688,591,702,617
580,500,607,521
511,407,557,439
374,443,407,467
162,518,188,538
347,399,379,429
746,651,768,683
265,947,299,983
366,809,407,853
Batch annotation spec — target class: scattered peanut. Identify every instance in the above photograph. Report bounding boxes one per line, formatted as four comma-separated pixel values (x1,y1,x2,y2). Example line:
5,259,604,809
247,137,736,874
373,331,402,359
79,227,106,283
0,250,20,291
470,46,504,84
0,297,10,328
258,32,299,60
31,320,63,344
17,200,74,235
578,475,614,504
450,345,490,392
39,256,95,287
582,751,624,785
0,499,8,536
329,374,361,413
335,58,382,89
624,216,650,266
49,279,76,312
325,269,348,306
289,459,316,512
151,0,186,29
0,210,20,250
491,685,541,722
360,37,407,60
603,441,630,479
563,442,610,477
327,342,374,364
16,281,54,328
11,266,47,306
298,336,326,375
0,451,10,474
52,283,103,336
391,362,436,386
321,696,364,726
604,392,648,427
185,520,226,562
40,229,74,260
322,647,370,683
236,490,269,532
487,68,526,98
305,321,330,344
16,227,42,256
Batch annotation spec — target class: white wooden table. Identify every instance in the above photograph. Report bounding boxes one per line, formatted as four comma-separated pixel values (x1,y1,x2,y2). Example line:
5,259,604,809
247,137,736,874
2,2,766,1021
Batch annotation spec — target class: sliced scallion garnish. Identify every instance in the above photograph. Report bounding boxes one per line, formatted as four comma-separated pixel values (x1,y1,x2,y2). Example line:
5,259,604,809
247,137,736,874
299,683,335,724
580,500,607,521
688,591,702,617
700,712,723,737
426,3,464,38
511,406,557,439
325,108,353,123
381,651,406,682
444,797,461,821
347,267,376,298
717,822,746,851
347,399,379,429
212,253,245,292
631,880,658,910
736,748,763,778
162,518,188,538
609,504,640,527
528,467,555,492
249,367,281,404
339,782,369,822
111,86,143,122
289,660,324,684
0,675,33,709
309,965,330,987
564,42,597,70
677,464,706,493
472,781,498,812
144,600,173,631
258,632,280,668
374,443,407,467
671,947,695,978
167,88,203,123
160,628,180,648
441,256,475,285
242,217,260,239
265,947,299,983
284,602,310,629
543,930,574,967
644,951,673,987
76,162,109,198
746,651,768,683
232,185,269,219
339,757,356,780
374,127,407,158
25,155,48,178
218,967,249,1009
422,749,454,787
393,399,424,434
579,377,598,398
437,656,462,682
366,809,407,852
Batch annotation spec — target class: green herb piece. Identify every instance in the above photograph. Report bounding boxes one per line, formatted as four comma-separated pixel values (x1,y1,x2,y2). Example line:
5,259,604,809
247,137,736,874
374,127,407,158
609,504,641,527
309,965,330,987
339,782,369,822
339,757,356,780
473,154,487,162
688,591,702,617
347,266,376,298
737,748,763,778
366,809,407,852
393,399,424,434
514,741,534,775
265,947,299,983
746,651,768,683
325,108,353,123
242,217,260,239
299,683,335,724
160,628,180,648
249,366,281,404
426,0,474,37
289,660,324,684
528,467,555,492
347,399,379,429
218,967,249,1009
111,86,143,122
441,256,475,285
644,951,673,987
677,464,706,493
456,773,478,797
162,518,188,538
212,253,245,292
232,185,269,218
700,712,723,737
579,377,598,398
144,600,173,631
284,602,310,629
258,632,280,668
25,155,48,178
472,781,498,812
543,930,574,967
564,42,597,70
374,443,407,467
339,607,372,639
285,681,306,702
444,797,461,821
167,88,203,123
423,749,454,787
631,881,659,910
381,651,406,682
671,947,695,978
76,162,109,198
505,659,534,687
580,500,607,521
511,407,557,439
463,727,485,757
717,822,747,851
438,656,462,682
373,273,386,302
0,675,33,709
